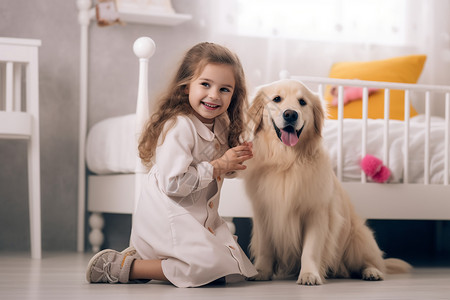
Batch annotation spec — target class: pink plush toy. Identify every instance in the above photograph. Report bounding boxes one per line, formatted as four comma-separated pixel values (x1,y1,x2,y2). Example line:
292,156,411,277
330,86,379,106
360,154,391,183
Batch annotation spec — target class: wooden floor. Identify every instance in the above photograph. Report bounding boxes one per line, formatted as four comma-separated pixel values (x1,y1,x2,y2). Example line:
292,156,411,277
1,252,450,300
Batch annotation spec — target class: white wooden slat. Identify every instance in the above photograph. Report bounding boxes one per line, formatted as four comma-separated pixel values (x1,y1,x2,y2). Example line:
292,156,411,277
318,84,323,100
361,87,369,183
383,89,390,167
6,62,13,112
134,57,149,216
337,85,344,181
424,91,431,185
403,90,410,184
135,55,150,175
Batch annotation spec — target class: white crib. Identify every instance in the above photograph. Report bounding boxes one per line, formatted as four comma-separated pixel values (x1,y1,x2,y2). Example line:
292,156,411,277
80,36,450,252
221,77,450,221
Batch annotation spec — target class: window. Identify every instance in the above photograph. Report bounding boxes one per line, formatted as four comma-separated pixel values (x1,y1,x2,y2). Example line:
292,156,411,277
215,0,411,45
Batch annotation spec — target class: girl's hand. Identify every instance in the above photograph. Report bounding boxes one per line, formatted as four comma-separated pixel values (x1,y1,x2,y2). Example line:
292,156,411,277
211,142,253,178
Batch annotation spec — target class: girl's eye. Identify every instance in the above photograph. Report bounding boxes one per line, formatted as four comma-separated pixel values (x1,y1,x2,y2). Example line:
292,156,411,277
299,98,307,106
201,82,210,87
273,96,282,103
220,87,230,93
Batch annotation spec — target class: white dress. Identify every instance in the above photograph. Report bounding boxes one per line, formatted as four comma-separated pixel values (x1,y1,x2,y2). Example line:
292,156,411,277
130,114,257,287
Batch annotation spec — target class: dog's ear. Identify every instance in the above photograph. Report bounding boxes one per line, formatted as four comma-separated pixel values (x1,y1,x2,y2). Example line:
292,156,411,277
244,88,266,140
313,93,326,136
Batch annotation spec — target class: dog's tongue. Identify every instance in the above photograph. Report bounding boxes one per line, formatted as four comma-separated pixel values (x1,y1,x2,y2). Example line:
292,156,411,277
281,129,299,146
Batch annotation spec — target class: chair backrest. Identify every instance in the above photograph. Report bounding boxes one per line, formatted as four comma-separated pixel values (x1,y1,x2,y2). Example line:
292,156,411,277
0,37,41,139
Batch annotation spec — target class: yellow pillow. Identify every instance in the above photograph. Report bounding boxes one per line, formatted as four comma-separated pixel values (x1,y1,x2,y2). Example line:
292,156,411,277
325,55,427,120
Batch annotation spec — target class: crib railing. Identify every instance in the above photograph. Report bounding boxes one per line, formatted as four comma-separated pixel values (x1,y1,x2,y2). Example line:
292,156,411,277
290,76,450,186
220,75,450,220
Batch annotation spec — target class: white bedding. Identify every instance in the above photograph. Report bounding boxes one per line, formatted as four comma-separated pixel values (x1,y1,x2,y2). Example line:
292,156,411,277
86,114,448,184
86,114,137,175
323,115,447,184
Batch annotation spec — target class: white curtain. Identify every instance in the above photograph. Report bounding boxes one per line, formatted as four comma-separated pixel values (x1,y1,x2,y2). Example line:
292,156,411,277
207,0,450,116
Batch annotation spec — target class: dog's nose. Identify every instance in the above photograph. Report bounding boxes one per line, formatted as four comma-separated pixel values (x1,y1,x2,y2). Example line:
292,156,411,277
283,110,298,123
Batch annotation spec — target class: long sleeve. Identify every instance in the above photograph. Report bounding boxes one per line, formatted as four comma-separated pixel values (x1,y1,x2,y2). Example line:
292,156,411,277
154,116,214,198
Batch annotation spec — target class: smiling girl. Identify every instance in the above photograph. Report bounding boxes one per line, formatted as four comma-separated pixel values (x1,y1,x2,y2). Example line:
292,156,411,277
86,42,257,287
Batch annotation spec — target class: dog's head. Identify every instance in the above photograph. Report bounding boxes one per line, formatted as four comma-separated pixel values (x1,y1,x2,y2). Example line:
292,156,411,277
245,79,325,150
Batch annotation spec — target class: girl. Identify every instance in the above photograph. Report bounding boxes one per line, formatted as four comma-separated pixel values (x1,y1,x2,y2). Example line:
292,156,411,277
86,42,257,287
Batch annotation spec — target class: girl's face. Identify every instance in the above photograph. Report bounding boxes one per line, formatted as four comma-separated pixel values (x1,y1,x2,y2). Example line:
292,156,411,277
186,63,235,124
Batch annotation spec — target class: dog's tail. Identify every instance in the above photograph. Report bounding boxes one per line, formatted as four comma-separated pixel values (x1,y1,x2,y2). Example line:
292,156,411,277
384,258,412,274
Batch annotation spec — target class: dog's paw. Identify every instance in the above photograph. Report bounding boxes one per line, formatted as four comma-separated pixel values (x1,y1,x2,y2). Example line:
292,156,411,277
297,272,323,285
247,270,273,281
362,267,384,281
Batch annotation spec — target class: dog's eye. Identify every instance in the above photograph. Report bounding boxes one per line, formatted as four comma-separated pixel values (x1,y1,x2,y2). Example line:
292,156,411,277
299,98,307,106
273,96,282,103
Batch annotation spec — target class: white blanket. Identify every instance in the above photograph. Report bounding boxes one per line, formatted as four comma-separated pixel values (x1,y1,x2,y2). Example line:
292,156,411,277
86,114,448,184
323,115,447,184
86,114,137,175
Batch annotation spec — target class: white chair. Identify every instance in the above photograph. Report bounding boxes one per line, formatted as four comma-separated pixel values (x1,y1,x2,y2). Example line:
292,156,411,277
0,37,42,259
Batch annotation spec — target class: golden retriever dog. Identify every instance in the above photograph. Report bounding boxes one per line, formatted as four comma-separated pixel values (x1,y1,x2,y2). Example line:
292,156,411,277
243,79,411,285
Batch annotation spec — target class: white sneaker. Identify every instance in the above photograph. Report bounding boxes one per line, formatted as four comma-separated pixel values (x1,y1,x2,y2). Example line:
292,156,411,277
86,247,140,283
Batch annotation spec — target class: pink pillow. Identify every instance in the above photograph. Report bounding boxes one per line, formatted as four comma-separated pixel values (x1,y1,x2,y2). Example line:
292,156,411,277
330,86,379,106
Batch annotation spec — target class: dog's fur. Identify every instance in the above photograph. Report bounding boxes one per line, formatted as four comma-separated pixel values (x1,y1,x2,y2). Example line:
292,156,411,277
243,79,411,285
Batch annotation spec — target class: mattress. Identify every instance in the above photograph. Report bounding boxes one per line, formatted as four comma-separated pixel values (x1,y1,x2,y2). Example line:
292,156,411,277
86,114,448,184
86,114,138,175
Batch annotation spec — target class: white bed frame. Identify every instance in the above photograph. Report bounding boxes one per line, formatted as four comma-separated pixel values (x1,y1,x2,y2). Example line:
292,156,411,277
221,76,450,221
77,33,450,252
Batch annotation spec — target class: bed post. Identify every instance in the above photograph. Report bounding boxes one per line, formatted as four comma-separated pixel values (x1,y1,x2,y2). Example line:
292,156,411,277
133,37,156,211
77,0,92,253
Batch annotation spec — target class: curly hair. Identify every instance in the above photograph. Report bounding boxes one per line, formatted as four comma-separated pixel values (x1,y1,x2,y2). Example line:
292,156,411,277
138,42,248,167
